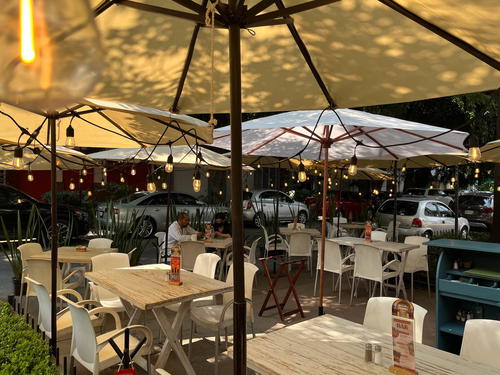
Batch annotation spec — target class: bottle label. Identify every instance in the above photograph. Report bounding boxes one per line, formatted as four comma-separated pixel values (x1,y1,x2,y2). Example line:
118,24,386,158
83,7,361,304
364,222,372,241
169,244,182,285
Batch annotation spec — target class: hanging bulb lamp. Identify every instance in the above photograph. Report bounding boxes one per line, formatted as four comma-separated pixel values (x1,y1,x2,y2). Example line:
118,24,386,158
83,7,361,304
12,146,24,169
82,168,87,176
165,153,174,173
161,182,167,190
451,177,456,183
79,176,84,184
87,190,92,197
245,185,249,193
27,168,34,182
347,155,358,176
193,169,201,193
100,178,105,186
120,174,125,183
147,181,156,193
468,135,481,162
205,170,210,178
298,161,307,183
65,124,75,148
0,0,104,109
69,178,75,191
131,167,136,176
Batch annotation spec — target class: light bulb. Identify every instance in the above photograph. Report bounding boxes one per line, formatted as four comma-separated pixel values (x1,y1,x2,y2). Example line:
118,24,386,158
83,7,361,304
120,174,125,183
475,168,480,174
131,167,136,176
270,183,274,188
474,173,479,179
193,169,201,193
347,155,358,176
497,186,500,192
13,147,24,169
291,175,295,180
298,162,307,183
205,170,210,178
373,189,379,195
0,0,104,109
82,168,87,176
468,135,481,162
284,182,288,187
87,190,92,197
451,177,456,183
69,178,75,191
157,175,161,180
135,187,139,192
401,165,407,172
103,167,107,177
65,125,75,148
245,185,249,192
249,172,253,176
219,190,223,196
359,192,362,196
27,171,34,182
79,177,84,183
165,154,174,173
392,180,395,185
314,169,318,174
318,181,321,185
147,182,156,193
389,193,392,197
307,176,310,181
101,178,105,186
429,185,433,189
56,159,62,167
257,164,261,169
162,182,167,190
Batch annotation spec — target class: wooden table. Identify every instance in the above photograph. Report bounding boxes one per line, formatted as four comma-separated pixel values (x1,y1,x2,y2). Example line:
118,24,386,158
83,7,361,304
86,267,232,374
29,247,117,264
340,222,366,236
228,315,498,375
327,236,367,247
279,227,321,237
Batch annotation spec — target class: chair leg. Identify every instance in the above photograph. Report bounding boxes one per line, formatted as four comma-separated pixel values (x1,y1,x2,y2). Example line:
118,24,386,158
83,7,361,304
18,275,24,310
250,322,256,338
338,272,342,303
188,321,194,359
214,330,220,375
224,327,229,350
313,269,319,296
24,288,29,316
349,277,356,305
426,270,431,297
379,281,383,296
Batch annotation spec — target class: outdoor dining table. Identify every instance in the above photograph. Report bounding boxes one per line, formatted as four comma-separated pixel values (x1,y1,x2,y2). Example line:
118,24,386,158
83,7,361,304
340,222,366,237
86,266,232,375
227,314,498,375
279,227,321,237
327,238,418,299
28,246,117,264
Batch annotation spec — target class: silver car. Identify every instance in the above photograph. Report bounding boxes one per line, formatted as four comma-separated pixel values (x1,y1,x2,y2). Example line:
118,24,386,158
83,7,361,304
375,197,469,239
97,191,228,238
242,189,309,227
402,188,454,206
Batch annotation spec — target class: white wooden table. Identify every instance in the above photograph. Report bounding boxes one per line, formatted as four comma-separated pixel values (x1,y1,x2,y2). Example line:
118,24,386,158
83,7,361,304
279,227,321,237
86,266,232,374
29,246,117,264
228,315,498,375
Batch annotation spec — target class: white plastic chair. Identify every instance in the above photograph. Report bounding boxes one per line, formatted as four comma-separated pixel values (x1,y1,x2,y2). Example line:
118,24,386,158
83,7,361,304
189,262,259,375
65,297,153,375
88,238,113,248
461,319,500,369
371,230,387,242
287,232,313,274
349,244,401,304
24,258,84,316
262,226,288,257
363,297,428,344
403,236,431,300
225,237,261,267
180,241,206,271
17,242,43,312
287,222,305,230
314,240,354,303
90,253,130,312
155,231,166,262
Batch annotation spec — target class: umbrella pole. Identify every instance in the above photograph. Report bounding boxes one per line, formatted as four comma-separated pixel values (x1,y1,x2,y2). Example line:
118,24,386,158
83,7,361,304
319,145,329,315
49,114,59,356
229,14,246,375
454,167,459,235
274,162,280,253
165,172,172,264
392,161,398,241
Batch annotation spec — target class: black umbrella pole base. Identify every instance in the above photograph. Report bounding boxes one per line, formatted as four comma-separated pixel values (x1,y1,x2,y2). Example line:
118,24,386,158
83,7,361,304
318,306,325,316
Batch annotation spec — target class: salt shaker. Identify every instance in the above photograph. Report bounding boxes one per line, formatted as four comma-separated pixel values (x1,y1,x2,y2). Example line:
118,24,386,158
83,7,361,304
364,343,373,362
373,344,383,365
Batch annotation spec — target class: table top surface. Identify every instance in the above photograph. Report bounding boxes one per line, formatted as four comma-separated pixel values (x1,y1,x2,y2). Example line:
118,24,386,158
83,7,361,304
280,227,321,237
186,238,232,249
28,247,117,263
425,239,500,254
228,315,498,375
86,268,232,310
340,223,366,229
327,237,418,253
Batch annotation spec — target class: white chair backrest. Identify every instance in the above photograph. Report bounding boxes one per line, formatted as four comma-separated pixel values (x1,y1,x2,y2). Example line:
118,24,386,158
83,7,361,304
461,319,500,369
363,297,427,344
403,236,428,273
91,253,130,301
18,242,43,263
180,241,205,271
386,221,400,242
27,277,52,336
288,232,312,257
192,253,220,279
68,302,98,367
88,238,113,248
248,237,261,264
261,226,270,245
317,240,343,273
371,231,387,242
287,223,305,229
25,258,63,292
224,263,259,305
353,244,383,282
155,232,166,250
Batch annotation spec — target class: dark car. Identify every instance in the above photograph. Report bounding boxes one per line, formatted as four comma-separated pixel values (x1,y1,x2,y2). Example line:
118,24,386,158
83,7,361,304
0,184,89,243
458,192,494,231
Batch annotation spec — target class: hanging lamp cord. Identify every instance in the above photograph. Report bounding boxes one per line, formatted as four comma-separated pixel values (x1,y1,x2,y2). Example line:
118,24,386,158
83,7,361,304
206,0,219,128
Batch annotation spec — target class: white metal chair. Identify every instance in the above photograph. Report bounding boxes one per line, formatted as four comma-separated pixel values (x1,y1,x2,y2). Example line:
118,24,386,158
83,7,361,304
461,319,500,369
89,253,130,312
262,226,288,257
154,231,166,262
363,297,428,344
88,238,113,248
371,230,387,242
403,236,431,300
287,222,305,230
349,244,401,304
65,297,153,375
180,241,206,271
17,242,43,312
189,262,259,375
287,232,313,274
225,237,261,267
24,258,84,316
314,240,354,303
26,277,102,343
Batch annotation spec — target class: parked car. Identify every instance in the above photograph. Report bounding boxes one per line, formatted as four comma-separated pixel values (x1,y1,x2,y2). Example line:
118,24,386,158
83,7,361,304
242,189,309,227
97,191,228,238
402,188,454,206
458,192,494,231
304,191,373,220
374,197,469,239
0,184,89,243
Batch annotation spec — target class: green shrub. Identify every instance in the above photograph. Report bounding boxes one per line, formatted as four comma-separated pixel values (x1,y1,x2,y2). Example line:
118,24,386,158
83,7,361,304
0,302,58,375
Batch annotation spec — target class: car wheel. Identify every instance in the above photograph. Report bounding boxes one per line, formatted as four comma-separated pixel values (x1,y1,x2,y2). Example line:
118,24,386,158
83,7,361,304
423,230,433,239
297,210,308,224
47,221,71,246
460,227,468,239
253,213,265,228
137,217,156,238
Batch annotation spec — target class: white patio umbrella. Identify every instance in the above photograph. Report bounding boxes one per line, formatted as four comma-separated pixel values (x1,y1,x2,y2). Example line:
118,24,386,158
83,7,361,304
480,139,500,163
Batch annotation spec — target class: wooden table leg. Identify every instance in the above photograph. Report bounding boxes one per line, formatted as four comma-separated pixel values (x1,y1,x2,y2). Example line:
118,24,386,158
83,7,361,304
153,303,195,375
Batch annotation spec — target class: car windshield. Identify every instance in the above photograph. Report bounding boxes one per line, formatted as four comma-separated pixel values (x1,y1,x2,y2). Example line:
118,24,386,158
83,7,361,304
120,192,148,203
459,195,491,206
378,200,419,216
404,189,425,196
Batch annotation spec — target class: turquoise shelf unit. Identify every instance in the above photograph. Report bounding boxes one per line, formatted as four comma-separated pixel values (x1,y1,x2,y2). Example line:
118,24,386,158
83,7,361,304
428,239,500,355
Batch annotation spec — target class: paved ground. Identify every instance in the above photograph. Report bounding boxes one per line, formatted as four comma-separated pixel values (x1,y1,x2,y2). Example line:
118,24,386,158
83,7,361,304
2,228,436,374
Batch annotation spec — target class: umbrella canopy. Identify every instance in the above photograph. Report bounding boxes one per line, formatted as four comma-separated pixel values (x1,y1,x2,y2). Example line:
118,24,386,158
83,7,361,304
213,109,469,160
0,142,99,170
90,1,500,113
88,145,253,170
480,139,500,163
0,98,213,148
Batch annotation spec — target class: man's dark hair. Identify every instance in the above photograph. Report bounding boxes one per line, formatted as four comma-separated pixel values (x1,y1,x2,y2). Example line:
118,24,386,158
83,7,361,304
214,212,226,221
177,212,189,220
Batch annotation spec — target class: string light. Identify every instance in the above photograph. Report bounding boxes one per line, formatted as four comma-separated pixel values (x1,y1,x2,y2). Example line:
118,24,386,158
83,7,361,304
120,174,125,183
219,190,223,195
27,166,34,182
135,187,139,192
429,185,433,189
162,182,167,190
56,159,62,167
245,185,249,192
103,167,107,177
65,124,75,148
468,135,481,162
497,186,500,192
270,183,274,188
130,167,136,176
372,189,379,195
291,175,296,180
157,175,161,180
284,182,288,187
193,168,201,193
451,177,456,183
347,155,358,176
165,152,174,173
12,147,23,169
474,173,479,179
87,191,92,197
69,178,75,191
257,163,261,169
205,170,210,178
314,169,318,174
147,181,156,193
401,165,407,173
474,167,480,174
82,168,87,176
298,159,307,182
79,176,84,184
101,178,105,186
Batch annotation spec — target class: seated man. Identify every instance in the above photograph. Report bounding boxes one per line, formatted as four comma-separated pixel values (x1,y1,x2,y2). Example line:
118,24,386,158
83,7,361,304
167,212,201,258
213,212,231,239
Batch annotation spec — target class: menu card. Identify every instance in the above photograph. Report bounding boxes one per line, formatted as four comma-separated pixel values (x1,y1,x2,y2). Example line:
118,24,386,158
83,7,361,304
390,299,417,375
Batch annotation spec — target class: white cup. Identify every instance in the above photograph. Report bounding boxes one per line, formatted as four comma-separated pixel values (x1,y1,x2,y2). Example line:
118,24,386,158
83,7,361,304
191,233,198,241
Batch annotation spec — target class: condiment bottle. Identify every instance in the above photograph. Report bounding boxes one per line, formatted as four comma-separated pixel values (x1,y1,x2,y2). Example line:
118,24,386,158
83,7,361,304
364,343,373,362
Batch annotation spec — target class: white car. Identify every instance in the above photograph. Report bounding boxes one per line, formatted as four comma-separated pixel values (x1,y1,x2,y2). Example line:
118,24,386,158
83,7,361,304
375,198,469,239
402,188,453,206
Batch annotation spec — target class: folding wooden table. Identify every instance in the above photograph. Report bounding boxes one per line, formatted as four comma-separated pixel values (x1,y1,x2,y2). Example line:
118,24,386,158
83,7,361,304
86,267,231,375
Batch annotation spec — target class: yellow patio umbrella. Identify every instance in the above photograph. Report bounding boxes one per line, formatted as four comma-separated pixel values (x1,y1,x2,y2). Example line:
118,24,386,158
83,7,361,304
480,139,500,163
